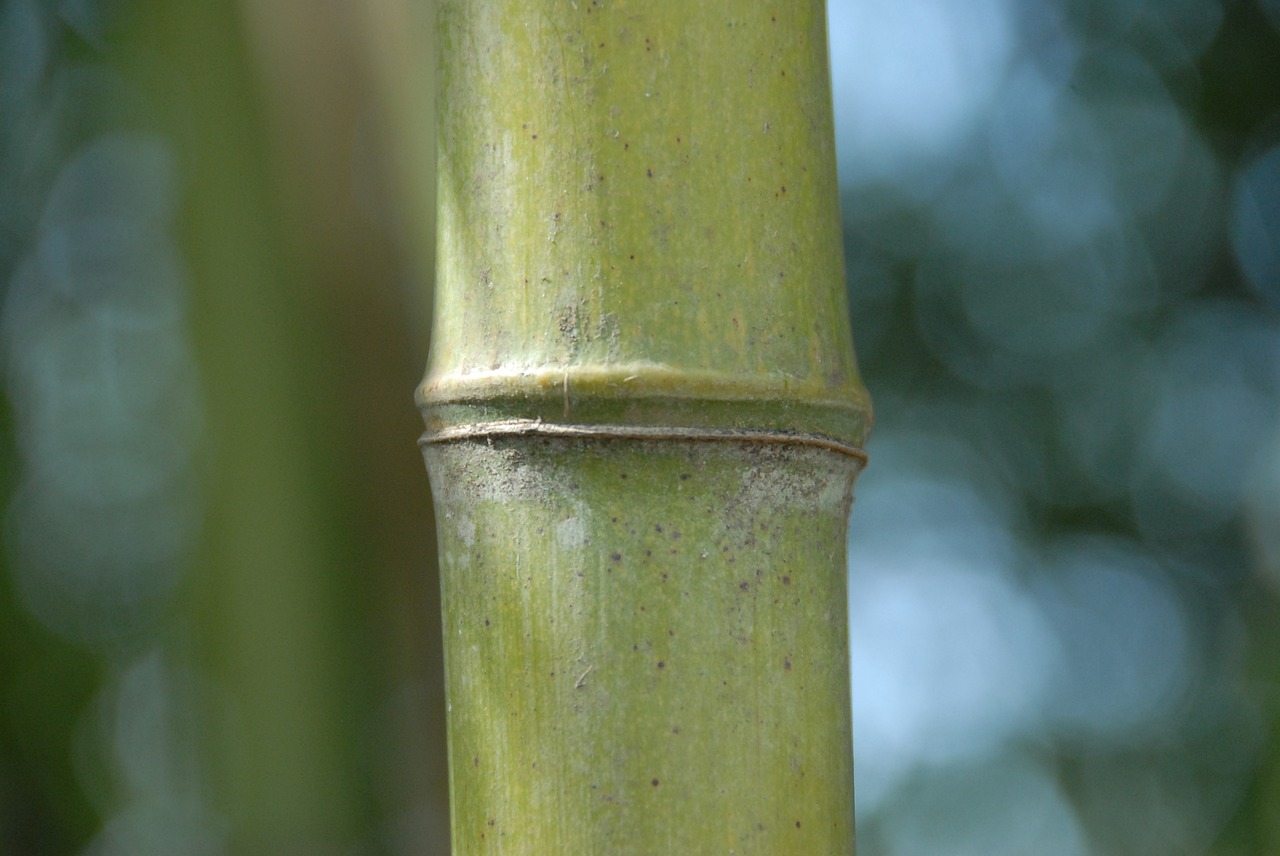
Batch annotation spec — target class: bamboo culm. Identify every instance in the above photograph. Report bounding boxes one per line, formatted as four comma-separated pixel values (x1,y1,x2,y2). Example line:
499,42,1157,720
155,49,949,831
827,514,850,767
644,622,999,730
419,2,871,853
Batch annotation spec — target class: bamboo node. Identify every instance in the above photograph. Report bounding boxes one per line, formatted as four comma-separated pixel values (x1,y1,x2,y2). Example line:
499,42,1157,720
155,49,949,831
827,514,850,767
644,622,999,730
419,419,868,462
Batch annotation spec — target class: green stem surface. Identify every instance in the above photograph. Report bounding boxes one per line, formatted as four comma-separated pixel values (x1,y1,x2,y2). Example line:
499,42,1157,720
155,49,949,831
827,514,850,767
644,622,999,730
421,2,869,852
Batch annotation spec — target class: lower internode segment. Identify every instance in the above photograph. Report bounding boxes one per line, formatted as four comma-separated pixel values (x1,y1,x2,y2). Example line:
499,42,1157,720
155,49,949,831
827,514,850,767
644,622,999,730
424,434,862,855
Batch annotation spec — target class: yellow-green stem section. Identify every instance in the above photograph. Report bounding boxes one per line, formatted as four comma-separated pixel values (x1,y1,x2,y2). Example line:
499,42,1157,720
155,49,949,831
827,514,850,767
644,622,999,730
421,1,868,853
426,438,859,854
420,0,870,448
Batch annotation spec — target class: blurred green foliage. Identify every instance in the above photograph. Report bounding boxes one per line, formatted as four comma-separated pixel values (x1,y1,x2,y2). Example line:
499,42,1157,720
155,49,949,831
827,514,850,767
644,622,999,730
835,1,1280,853
2,1,446,853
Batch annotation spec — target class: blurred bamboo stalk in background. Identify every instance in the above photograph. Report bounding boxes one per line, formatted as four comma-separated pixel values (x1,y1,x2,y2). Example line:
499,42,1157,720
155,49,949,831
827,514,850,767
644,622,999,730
419,2,871,852
136,0,450,851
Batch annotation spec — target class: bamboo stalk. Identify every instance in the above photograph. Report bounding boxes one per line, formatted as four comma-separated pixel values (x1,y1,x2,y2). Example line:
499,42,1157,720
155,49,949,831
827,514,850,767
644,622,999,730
418,2,871,852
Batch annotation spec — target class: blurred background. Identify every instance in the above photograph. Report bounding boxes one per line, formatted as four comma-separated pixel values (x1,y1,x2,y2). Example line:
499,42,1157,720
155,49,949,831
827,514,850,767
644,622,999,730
0,0,1278,854
835,0,1280,853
